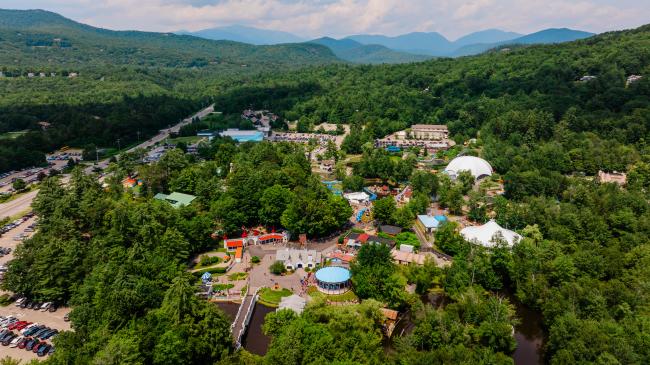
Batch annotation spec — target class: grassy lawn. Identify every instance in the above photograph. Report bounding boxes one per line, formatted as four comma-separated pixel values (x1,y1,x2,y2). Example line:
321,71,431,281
258,287,292,307
228,272,248,281
345,154,363,163
0,130,28,140
307,286,358,302
213,283,234,291
166,136,203,145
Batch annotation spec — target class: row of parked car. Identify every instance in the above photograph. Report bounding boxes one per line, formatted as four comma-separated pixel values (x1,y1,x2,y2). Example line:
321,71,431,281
15,298,59,312
0,317,57,357
0,212,34,236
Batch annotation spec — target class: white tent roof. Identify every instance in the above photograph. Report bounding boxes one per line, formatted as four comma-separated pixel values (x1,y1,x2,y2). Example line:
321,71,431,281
460,220,521,248
444,156,493,179
344,192,370,202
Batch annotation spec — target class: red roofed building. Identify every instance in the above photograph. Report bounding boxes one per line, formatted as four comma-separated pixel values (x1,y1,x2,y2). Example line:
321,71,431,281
235,247,243,263
258,233,287,245
329,252,355,266
357,233,369,243
224,239,244,252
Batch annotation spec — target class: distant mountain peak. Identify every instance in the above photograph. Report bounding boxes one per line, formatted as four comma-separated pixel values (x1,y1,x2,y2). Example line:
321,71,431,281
178,24,305,45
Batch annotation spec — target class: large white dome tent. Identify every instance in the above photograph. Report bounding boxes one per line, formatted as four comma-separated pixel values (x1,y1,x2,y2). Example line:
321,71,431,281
444,155,493,180
460,220,522,248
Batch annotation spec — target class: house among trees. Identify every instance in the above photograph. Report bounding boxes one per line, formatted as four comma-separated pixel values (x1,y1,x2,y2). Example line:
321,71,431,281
345,232,395,249
276,248,321,270
416,214,447,234
597,170,627,185
391,249,428,265
579,75,597,82
379,225,402,236
409,124,449,140
153,192,196,208
627,74,643,86
319,159,335,172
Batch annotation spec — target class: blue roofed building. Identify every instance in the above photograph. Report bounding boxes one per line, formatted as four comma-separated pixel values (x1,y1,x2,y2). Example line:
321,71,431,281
219,129,264,142
416,214,448,235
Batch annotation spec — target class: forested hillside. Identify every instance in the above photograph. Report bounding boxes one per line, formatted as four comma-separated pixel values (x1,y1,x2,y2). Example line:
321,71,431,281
209,24,650,364
0,9,337,68
0,9,338,173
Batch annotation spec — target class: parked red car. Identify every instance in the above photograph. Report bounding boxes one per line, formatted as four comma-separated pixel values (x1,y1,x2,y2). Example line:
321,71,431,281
32,341,44,353
15,322,31,331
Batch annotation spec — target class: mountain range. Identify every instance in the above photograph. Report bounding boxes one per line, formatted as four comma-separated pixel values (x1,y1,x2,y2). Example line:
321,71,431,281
308,37,430,64
185,26,595,62
0,9,337,69
178,25,305,45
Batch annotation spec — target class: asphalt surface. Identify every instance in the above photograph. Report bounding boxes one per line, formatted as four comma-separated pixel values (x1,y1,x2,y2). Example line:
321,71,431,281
0,191,39,220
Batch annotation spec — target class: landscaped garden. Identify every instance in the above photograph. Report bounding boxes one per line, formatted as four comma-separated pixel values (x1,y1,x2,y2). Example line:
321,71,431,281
258,287,292,307
228,272,248,281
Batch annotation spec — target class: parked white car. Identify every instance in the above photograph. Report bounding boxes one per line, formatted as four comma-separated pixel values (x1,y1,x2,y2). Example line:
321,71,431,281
9,335,23,347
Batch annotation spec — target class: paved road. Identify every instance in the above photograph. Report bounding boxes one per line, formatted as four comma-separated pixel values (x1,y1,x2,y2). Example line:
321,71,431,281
0,105,215,219
413,224,433,249
0,190,38,220
83,104,215,174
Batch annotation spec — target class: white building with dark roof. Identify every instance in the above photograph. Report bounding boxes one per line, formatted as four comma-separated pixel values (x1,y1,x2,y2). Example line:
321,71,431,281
276,249,321,270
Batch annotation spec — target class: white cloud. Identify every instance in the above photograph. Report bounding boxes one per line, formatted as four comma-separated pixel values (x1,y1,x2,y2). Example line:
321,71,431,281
3,0,649,39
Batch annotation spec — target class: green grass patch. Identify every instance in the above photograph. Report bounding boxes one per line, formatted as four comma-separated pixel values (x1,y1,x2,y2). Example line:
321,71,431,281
166,136,202,145
213,283,235,291
0,130,28,140
191,266,227,278
0,294,14,307
194,254,222,269
258,287,292,307
228,272,248,281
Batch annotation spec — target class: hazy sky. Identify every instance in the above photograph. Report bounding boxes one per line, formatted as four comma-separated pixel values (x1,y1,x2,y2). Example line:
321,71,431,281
4,0,650,39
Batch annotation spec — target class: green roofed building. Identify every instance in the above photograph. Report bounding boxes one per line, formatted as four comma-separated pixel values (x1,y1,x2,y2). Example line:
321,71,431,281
154,192,197,208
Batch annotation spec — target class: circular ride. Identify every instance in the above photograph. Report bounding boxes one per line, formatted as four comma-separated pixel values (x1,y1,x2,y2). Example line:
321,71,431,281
314,266,351,294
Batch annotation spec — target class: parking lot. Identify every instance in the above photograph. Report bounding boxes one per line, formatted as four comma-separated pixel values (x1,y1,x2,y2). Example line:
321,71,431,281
0,304,71,362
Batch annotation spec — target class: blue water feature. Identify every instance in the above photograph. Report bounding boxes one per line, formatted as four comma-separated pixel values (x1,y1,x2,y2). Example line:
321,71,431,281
362,188,377,201
322,180,343,196
356,208,367,222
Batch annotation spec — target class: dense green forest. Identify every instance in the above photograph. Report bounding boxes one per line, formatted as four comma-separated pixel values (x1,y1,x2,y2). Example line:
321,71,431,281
0,9,338,173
